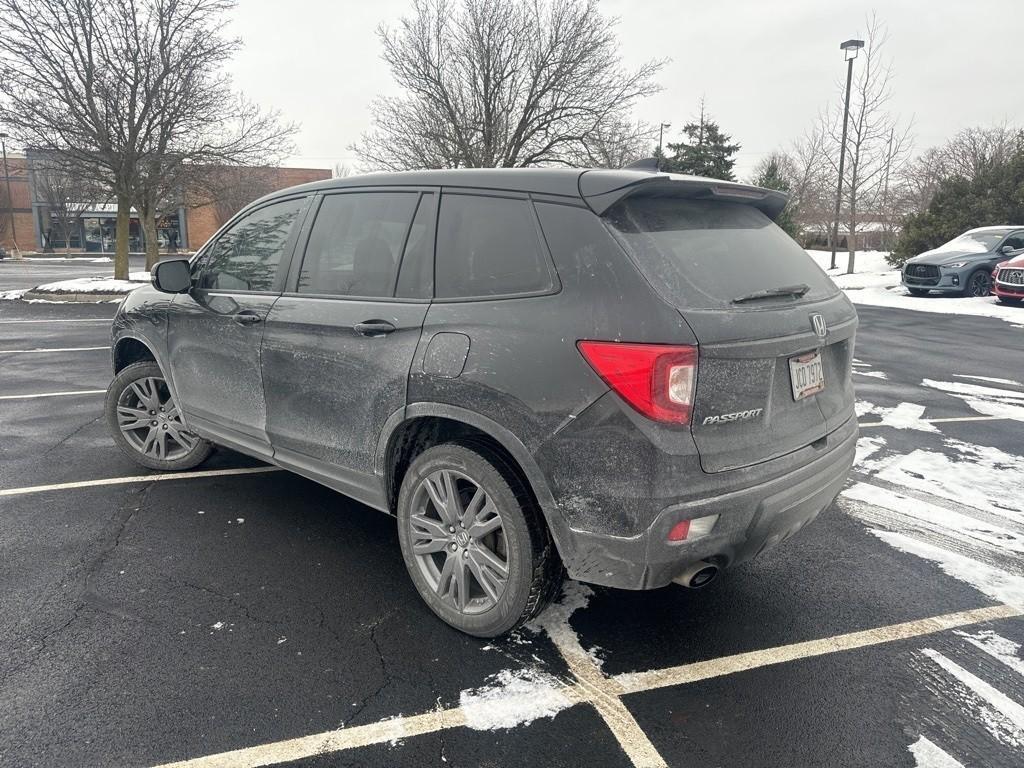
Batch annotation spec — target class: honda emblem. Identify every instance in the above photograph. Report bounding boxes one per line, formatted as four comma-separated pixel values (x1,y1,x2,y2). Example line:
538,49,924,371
810,313,827,339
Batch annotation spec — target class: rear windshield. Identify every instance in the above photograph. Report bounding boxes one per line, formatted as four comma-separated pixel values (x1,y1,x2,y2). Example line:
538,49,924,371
603,197,838,310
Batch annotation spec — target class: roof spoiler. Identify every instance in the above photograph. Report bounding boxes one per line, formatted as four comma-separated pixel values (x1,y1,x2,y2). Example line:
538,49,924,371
579,170,789,221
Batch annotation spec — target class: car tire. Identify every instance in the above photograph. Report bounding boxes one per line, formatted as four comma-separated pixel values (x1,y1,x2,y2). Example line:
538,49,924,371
105,361,212,471
396,441,563,637
907,288,929,297
963,269,993,297
997,296,1022,306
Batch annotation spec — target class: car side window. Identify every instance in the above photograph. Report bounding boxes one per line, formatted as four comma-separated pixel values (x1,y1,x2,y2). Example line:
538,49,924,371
395,193,437,299
297,192,419,298
1002,234,1024,252
435,193,554,299
197,197,306,292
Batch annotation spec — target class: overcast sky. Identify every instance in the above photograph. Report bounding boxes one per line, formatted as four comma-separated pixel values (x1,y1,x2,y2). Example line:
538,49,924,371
226,0,1024,180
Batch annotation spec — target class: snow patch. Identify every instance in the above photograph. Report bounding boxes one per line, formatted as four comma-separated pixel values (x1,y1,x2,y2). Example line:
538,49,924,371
459,668,573,730
857,402,939,432
922,378,1024,423
843,483,1024,555
908,735,964,768
869,529,1024,607
29,272,151,294
0,289,28,300
920,648,1024,748
956,630,1024,678
874,441,1024,523
854,435,887,468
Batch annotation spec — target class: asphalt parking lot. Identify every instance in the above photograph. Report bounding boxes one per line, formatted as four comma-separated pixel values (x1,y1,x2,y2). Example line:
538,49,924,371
2,282,1024,767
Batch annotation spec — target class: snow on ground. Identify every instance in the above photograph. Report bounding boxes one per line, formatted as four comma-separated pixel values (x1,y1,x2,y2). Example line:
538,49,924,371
27,272,150,294
846,361,1024,760
806,249,1024,326
459,668,573,730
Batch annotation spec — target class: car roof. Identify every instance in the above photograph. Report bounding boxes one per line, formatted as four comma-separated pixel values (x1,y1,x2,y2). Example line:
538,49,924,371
255,167,788,219
965,225,1024,234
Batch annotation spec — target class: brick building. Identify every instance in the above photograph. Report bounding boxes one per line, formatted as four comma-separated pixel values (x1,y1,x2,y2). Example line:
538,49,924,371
0,152,329,253
0,154,34,253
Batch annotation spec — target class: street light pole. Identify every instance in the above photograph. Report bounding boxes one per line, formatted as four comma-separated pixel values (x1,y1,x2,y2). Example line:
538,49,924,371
657,122,671,170
0,133,17,257
830,39,863,271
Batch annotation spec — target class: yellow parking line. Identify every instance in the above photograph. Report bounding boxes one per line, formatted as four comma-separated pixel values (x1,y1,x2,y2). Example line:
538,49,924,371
149,603,1022,768
0,466,283,497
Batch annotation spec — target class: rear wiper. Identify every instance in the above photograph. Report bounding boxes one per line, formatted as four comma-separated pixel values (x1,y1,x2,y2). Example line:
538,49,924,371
731,284,810,304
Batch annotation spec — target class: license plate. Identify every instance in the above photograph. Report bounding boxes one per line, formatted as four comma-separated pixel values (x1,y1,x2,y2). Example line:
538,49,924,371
789,351,825,400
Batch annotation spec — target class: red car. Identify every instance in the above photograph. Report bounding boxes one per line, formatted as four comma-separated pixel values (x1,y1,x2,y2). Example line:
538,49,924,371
994,253,1024,305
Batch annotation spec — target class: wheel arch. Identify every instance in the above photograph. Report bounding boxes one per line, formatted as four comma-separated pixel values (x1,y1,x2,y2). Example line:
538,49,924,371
112,335,158,373
376,403,572,560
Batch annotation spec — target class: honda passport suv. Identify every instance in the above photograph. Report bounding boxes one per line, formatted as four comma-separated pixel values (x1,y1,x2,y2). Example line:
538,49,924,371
106,168,858,637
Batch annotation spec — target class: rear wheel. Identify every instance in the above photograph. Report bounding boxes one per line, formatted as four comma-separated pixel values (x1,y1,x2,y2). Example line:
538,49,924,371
963,269,993,297
396,442,562,637
105,361,212,471
907,288,929,297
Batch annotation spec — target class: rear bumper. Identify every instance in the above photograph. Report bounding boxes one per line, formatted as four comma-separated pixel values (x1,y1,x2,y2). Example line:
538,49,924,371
549,414,857,590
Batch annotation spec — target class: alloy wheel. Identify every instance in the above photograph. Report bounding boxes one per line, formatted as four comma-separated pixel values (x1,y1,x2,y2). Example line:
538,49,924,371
116,376,199,461
408,469,509,615
968,271,992,297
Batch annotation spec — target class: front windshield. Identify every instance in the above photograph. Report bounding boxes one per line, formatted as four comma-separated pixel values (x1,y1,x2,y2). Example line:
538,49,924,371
935,231,1006,253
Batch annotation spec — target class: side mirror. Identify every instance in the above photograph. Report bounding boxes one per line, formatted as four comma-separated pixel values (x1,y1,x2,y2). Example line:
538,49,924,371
151,258,192,293
1001,245,1015,255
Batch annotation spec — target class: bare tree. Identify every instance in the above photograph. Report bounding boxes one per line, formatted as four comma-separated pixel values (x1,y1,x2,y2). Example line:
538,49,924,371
355,0,664,170
333,162,354,179
821,14,912,272
31,156,103,253
0,0,295,276
566,118,656,169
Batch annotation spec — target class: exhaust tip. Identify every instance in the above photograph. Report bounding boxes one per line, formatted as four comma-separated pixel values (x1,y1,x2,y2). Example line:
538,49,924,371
673,560,720,589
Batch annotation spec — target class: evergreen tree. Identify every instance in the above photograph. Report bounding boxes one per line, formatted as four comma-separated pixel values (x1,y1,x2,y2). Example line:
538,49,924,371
663,101,741,180
753,155,801,240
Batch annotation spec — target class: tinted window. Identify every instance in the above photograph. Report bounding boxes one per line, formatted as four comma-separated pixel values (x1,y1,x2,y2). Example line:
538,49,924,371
1002,233,1024,251
604,198,837,310
435,194,553,299
198,197,305,291
395,193,436,299
298,192,418,298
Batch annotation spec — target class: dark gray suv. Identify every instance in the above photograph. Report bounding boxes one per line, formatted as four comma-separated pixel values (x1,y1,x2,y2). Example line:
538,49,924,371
106,168,858,637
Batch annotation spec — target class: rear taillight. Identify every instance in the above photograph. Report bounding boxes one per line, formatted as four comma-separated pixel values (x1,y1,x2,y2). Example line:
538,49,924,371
577,341,698,424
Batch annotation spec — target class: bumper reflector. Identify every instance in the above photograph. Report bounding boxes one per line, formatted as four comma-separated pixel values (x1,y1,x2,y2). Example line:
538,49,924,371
667,514,719,542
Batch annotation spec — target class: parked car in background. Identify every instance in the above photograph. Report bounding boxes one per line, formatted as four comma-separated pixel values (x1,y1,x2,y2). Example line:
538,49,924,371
994,251,1024,305
104,168,858,637
901,226,1024,297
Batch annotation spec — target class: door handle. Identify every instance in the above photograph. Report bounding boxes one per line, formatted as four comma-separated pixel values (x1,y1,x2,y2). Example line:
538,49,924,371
354,320,397,337
232,311,263,326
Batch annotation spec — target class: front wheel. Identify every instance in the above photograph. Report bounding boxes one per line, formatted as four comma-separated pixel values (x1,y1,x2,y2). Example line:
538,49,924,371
963,269,993,297
396,442,562,637
105,361,212,471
